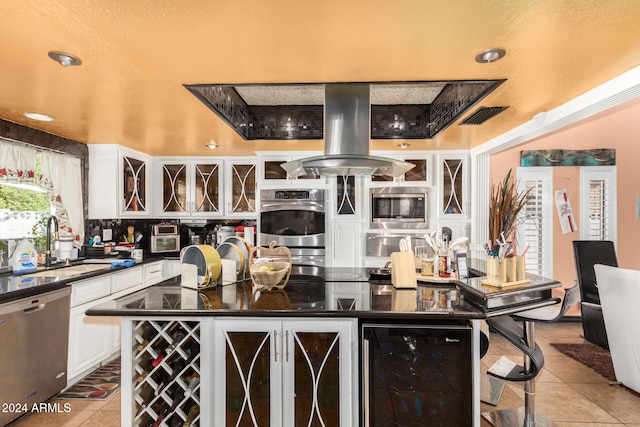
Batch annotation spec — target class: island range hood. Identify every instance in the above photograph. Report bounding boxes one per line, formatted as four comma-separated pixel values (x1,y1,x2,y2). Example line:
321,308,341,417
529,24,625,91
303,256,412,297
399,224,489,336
281,84,415,177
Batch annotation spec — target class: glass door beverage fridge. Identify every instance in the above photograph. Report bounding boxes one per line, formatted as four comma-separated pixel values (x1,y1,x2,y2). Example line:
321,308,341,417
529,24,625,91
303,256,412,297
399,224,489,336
362,323,473,426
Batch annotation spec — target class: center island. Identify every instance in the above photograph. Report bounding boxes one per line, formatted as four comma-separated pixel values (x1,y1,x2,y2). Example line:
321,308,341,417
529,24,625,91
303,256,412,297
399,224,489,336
87,266,561,427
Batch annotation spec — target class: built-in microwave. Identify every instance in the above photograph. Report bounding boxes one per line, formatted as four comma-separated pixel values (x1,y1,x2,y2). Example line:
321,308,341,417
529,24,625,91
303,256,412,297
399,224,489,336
370,187,429,229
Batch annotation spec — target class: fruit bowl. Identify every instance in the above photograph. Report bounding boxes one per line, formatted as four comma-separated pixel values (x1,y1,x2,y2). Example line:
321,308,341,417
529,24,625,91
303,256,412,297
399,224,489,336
250,261,291,289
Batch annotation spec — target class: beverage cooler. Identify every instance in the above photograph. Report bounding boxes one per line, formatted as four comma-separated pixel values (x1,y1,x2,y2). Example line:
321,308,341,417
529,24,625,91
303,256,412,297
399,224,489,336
362,323,473,426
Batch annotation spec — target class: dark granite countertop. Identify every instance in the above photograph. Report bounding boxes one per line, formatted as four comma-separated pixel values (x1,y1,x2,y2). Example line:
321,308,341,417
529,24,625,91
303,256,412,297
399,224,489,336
86,267,562,319
0,256,166,304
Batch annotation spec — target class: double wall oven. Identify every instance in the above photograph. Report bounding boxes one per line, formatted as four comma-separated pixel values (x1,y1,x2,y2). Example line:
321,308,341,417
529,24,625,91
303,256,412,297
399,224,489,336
259,189,326,270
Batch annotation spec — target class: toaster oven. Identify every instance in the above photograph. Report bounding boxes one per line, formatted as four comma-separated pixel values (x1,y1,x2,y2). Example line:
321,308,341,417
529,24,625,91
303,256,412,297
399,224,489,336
151,223,179,253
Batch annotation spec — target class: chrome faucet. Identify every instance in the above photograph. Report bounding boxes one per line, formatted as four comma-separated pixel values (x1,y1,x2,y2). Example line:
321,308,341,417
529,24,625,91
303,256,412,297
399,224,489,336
45,215,59,267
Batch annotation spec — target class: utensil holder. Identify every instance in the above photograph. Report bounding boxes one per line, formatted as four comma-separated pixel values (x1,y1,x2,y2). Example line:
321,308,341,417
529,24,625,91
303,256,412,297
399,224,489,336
487,257,507,284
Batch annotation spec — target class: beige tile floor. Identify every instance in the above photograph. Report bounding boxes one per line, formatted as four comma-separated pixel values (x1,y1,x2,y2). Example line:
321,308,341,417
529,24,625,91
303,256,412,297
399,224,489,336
481,321,640,427
7,321,640,426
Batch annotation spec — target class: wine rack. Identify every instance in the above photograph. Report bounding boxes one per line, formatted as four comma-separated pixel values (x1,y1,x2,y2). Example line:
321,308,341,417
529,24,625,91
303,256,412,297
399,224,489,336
132,320,201,427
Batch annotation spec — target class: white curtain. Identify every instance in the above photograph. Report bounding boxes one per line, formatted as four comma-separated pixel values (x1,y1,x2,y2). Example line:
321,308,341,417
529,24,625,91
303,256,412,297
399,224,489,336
0,141,36,184
39,152,85,248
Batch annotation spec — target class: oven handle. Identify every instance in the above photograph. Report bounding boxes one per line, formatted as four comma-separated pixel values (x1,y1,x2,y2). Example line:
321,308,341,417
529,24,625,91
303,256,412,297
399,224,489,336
260,202,325,213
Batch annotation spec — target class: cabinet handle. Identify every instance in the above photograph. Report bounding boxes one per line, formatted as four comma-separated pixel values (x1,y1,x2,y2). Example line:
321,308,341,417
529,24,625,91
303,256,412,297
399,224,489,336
285,330,289,362
363,337,370,427
274,330,278,362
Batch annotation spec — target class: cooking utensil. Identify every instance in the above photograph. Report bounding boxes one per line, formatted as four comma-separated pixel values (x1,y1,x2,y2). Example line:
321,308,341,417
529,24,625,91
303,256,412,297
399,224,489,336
223,236,252,275
399,238,410,252
449,236,469,252
216,242,244,279
180,244,222,286
369,268,392,279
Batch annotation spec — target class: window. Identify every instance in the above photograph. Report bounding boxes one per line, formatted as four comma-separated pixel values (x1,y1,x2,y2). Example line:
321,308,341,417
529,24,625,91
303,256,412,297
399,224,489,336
516,167,553,278
0,182,52,240
580,166,616,242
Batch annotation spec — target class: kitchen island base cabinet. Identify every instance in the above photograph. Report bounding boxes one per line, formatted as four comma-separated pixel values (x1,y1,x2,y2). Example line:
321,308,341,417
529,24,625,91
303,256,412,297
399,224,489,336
213,318,357,427
362,323,474,426
129,319,201,427
120,317,357,426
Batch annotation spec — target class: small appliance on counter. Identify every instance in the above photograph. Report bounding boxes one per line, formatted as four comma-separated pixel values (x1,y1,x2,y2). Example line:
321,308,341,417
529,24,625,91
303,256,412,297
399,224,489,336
150,222,180,253
216,225,236,245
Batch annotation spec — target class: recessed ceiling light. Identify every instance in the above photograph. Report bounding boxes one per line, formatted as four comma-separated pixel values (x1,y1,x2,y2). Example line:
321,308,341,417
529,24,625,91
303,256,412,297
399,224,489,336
475,48,506,63
397,142,410,149
205,142,218,149
48,51,82,67
23,112,55,122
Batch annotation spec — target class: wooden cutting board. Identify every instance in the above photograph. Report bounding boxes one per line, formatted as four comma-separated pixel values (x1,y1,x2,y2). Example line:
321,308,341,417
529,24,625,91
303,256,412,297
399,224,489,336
391,251,417,288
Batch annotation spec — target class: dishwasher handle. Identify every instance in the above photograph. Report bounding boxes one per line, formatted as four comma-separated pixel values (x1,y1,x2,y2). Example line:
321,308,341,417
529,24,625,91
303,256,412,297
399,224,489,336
23,303,47,314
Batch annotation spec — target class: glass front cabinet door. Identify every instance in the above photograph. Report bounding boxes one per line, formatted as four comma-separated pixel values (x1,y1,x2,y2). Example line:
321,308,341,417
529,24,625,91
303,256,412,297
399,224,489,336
157,159,222,217
213,318,356,426
439,155,469,217
121,154,149,216
226,160,257,217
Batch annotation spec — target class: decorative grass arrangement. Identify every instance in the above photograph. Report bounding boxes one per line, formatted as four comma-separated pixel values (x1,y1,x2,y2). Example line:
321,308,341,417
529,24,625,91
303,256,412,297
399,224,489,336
489,169,531,244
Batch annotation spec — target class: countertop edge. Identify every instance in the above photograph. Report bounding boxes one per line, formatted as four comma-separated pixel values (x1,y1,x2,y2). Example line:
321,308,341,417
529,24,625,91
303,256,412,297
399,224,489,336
0,256,168,305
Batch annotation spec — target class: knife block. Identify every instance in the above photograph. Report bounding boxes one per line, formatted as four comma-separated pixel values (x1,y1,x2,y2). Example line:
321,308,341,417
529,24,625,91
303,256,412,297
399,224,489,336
391,251,417,288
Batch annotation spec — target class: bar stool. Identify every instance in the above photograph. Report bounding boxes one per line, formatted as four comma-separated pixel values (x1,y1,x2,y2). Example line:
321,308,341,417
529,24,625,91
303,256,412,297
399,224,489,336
482,283,579,426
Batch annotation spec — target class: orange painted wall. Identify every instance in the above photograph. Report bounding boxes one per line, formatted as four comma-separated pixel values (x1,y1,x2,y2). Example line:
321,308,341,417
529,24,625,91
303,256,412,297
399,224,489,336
490,97,640,291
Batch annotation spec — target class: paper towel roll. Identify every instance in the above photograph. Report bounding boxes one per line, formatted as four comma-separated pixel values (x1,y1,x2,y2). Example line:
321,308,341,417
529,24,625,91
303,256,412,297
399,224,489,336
221,259,237,283
244,227,255,246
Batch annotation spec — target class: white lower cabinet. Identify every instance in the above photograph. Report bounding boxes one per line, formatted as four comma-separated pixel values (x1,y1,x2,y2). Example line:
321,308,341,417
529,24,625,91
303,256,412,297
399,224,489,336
163,259,181,280
67,263,160,386
331,221,362,268
144,261,164,286
213,318,357,426
68,294,117,384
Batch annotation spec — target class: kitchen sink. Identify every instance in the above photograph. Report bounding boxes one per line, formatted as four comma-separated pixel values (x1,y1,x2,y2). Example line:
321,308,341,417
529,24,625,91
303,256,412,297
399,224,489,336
26,264,112,278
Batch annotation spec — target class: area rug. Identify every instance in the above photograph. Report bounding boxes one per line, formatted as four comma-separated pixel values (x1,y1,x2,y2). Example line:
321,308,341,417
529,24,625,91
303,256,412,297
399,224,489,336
55,357,121,400
550,342,615,381
550,342,640,397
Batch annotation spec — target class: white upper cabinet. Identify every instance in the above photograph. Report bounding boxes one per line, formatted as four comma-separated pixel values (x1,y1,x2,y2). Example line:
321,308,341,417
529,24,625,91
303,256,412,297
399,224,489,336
256,151,325,186
224,157,257,218
154,158,223,218
437,153,469,218
368,151,433,186
88,144,151,219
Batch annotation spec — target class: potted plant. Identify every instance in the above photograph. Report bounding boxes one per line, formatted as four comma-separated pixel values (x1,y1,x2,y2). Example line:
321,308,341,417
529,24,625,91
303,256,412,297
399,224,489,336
489,169,531,249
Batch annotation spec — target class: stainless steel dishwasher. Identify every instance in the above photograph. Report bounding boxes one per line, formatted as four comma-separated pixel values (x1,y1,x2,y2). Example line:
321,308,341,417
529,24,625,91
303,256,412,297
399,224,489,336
0,287,71,426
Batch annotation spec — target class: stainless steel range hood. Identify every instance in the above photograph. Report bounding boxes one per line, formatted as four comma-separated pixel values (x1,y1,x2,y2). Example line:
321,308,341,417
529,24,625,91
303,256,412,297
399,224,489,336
281,84,415,177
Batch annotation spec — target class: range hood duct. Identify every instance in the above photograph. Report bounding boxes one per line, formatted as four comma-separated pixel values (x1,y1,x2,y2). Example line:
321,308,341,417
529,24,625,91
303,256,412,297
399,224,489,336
281,84,415,177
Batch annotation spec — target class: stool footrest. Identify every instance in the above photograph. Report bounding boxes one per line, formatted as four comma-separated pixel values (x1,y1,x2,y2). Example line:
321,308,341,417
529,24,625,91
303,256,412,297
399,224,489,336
486,315,545,381
488,363,531,382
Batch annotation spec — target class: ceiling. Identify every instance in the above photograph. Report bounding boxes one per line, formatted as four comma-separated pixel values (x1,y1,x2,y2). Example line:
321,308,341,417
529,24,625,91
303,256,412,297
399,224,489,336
0,1,639,157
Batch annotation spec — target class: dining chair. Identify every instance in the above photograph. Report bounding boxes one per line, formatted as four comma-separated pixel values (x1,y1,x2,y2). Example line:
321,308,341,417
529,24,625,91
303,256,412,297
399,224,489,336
572,240,618,349
594,264,640,394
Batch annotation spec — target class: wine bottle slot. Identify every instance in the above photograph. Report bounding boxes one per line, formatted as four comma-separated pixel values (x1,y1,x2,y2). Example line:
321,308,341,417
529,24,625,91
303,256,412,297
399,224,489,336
153,369,170,396
165,328,187,355
183,374,200,397
168,388,185,413
136,370,149,383
184,341,200,365
136,383,155,410
182,404,200,427
151,401,170,427
151,354,165,367
168,359,186,382
136,339,150,352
